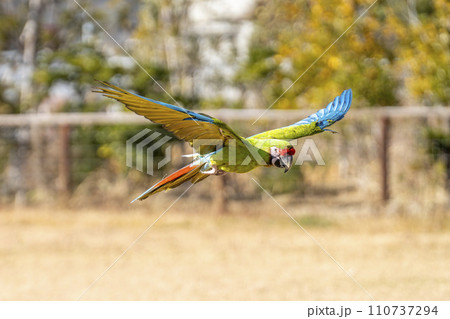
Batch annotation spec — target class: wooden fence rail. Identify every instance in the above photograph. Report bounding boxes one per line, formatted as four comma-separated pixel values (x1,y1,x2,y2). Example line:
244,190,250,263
0,106,450,126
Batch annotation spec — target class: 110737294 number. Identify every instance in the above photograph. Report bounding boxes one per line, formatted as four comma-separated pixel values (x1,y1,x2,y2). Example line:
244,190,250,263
368,305,438,316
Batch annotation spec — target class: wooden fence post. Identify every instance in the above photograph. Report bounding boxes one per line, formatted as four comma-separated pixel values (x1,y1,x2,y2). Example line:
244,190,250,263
380,116,391,203
57,124,71,200
30,124,45,192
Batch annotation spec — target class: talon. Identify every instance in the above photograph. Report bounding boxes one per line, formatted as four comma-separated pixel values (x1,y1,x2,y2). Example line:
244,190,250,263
201,164,226,175
202,166,217,175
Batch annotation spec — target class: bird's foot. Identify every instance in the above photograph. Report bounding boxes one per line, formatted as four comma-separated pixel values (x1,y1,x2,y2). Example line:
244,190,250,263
202,166,217,175
202,165,225,175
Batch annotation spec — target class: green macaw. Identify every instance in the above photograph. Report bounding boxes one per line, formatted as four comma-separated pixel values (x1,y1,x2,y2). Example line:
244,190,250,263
95,82,352,202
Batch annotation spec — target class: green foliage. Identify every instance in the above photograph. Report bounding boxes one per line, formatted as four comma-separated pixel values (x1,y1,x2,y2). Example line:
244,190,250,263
235,0,449,108
394,0,449,105
0,3,25,51
425,126,450,189
0,0,177,187
33,43,120,111
70,124,177,185
426,128,450,161
0,3,27,113
235,46,277,84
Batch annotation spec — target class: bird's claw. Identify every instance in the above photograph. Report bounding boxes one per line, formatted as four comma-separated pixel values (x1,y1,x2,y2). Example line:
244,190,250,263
202,167,217,175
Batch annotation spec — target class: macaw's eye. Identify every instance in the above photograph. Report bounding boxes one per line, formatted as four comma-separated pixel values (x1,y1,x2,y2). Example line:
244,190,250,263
270,147,280,156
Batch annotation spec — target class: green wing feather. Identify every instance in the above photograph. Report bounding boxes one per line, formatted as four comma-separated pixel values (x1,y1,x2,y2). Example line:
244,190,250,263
95,81,246,153
250,89,352,140
249,122,323,140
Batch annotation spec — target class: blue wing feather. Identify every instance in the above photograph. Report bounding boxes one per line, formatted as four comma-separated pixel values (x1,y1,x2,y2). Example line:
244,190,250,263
292,89,352,129
135,94,215,124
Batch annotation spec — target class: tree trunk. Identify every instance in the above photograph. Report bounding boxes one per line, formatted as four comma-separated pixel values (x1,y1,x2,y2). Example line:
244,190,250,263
19,0,43,111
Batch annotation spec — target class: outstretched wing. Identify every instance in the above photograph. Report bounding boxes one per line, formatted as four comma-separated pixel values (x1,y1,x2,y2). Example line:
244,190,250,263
95,81,245,153
249,89,352,140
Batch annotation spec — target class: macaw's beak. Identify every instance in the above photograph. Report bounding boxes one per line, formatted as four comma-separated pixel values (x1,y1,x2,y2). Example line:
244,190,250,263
279,154,293,173
270,146,295,172
272,154,293,172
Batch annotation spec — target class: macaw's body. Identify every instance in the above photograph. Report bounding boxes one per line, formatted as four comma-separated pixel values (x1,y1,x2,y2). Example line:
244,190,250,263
95,82,352,202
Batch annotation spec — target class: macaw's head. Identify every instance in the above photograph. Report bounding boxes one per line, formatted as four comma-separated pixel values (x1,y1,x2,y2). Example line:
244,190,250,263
269,141,295,173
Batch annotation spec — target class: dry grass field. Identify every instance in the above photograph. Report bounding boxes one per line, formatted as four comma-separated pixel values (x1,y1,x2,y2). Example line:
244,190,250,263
1,200,449,301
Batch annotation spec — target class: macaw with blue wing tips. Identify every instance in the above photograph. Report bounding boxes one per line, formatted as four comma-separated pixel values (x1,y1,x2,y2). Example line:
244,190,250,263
95,82,352,202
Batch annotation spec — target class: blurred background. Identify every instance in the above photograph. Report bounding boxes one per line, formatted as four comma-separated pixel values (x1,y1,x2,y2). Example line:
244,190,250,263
0,0,449,300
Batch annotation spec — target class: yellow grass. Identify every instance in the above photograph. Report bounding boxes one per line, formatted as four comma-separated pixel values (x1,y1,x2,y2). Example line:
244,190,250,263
0,203,449,300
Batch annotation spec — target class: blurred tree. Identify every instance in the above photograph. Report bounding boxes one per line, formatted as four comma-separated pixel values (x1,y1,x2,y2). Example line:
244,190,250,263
0,0,176,203
0,1,26,52
28,1,178,195
32,1,145,113
19,0,43,111
0,1,27,113
133,0,254,109
132,0,200,107
235,0,449,108
0,0,172,113
392,0,449,105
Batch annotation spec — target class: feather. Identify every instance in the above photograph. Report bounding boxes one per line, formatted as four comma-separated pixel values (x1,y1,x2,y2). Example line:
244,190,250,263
131,162,207,202
249,89,352,140
94,81,246,154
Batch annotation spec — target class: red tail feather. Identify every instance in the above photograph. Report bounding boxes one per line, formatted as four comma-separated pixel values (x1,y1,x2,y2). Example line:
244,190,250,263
131,162,207,202
152,164,202,189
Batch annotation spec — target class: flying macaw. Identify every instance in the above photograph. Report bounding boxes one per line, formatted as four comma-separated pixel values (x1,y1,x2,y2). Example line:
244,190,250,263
95,82,352,202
